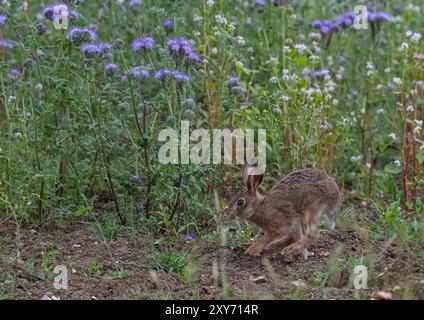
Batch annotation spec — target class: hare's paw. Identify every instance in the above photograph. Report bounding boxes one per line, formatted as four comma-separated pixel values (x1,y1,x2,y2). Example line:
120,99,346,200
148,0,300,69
302,248,315,260
244,244,262,256
281,242,303,256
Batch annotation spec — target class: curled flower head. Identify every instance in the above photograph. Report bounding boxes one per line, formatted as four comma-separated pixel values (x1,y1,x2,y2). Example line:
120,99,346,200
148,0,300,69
227,76,239,88
104,63,118,76
183,232,196,242
184,98,196,108
0,13,7,27
368,11,392,23
98,43,112,59
172,71,190,84
131,66,150,80
154,69,171,81
163,18,173,30
336,12,357,28
7,68,21,82
67,26,96,44
81,43,99,58
131,36,155,52
0,39,13,49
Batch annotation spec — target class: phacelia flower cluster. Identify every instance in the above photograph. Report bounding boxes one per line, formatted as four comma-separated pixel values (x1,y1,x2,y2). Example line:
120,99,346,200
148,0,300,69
166,38,201,65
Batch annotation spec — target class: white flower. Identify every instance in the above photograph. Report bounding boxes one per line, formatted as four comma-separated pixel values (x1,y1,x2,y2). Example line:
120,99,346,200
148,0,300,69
235,36,245,46
405,30,413,38
367,70,373,77
360,107,366,114
35,83,43,91
413,126,421,134
411,32,421,42
206,0,214,7
406,105,414,112
366,61,373,69
384,68,391,73
8,96,16,103
366,163,372,170
376,108,384,114
193,31,201,36
211,47,218,55
282,46,290,53
193,15,203,22
399,42,409,52
350,155,363,163
376,84,384,90
420,144,424,151
281,95,289,102
394,160,401,167
294,44,308,54
235,61,244,68
215,14,227,25
270,76,278,83
389,132,397,140
393,77,402,85
332,99,339,106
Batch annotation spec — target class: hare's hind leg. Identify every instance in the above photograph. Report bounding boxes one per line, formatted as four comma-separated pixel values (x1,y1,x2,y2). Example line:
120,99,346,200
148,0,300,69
244,233,279,256
281,209,319,259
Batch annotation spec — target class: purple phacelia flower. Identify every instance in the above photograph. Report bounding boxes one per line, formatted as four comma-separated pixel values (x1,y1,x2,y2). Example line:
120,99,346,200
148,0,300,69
131,36,155,52
104,63,118,76
183,233,196,242
70,10,79,21
256,0,265,6
81,43,99,58
98,43,112,59
167,38,193,56
0,39,13,49
163,18,173,30
131,66,149,80
0,13,7,27
314,69,330,79
7,68,21,82
128,0,142,8
67,26,96,44
227,77,239,88
121,73,128,82
369,11,392,23
336,12,357,28
154,69,171,81
43,4,70,21
179,176,188,186
311,20,323,28
172,71,189,84
185,51,201,64
184,98,196,108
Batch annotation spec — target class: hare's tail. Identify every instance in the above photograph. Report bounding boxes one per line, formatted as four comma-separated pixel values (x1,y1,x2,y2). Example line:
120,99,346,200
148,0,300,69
324,205,337,230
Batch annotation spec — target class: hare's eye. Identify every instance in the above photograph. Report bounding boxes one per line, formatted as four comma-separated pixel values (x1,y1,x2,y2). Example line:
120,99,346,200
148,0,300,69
236,198,245,207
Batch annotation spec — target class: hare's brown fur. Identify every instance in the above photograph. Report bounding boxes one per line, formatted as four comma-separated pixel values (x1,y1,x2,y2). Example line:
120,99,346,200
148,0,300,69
227,168,340,258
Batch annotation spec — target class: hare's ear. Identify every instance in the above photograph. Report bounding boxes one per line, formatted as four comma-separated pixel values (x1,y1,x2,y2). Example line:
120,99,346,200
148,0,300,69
242,159,264,193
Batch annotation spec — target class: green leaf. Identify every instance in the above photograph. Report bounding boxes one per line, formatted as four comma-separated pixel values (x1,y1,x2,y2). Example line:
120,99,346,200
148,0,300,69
384,162,402,175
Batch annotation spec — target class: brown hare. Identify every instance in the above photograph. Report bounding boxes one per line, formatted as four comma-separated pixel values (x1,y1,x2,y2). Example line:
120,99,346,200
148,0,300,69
226,162,340,259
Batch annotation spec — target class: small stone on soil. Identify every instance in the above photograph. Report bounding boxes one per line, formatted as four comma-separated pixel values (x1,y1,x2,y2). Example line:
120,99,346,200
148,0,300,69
251,276,267,284
291,280,307,287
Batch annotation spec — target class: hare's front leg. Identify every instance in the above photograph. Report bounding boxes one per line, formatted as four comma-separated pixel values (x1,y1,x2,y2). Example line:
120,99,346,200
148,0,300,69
244,233,278,256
